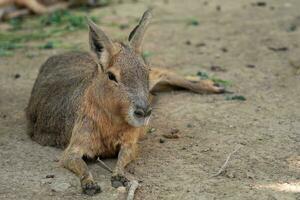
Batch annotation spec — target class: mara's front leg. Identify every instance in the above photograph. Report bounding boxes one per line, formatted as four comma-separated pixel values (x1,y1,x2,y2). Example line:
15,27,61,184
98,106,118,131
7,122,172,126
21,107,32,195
111,144,137,188
60,147,101,195
111,129,140,188
60,121,101,196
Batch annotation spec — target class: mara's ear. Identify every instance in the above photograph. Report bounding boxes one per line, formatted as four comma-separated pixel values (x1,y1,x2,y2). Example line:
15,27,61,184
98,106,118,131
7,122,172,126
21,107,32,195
128,9,152,54
87,17,117,68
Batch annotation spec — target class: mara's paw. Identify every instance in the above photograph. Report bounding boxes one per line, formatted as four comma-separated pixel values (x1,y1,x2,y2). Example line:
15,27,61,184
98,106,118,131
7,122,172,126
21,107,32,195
212,82,226,94
111,174,129,188
201,80,226,94
81,180,101,196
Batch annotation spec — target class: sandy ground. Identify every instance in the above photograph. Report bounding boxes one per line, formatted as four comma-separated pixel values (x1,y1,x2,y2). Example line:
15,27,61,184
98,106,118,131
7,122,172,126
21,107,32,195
0,0,300,199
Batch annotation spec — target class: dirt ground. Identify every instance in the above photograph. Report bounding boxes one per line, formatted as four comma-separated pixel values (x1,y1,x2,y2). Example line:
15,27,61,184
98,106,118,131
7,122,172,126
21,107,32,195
0,0,300,199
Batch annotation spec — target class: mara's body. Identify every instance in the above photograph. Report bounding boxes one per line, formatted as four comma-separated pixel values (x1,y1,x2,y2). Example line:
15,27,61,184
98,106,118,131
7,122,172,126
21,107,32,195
27,52,93,148
26,10,224,195
27,51,145,158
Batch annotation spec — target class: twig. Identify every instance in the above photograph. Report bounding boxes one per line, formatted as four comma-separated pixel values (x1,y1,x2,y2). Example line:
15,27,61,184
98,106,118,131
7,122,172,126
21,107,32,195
96,157,113,173
126,180,139,200
210,146,241,178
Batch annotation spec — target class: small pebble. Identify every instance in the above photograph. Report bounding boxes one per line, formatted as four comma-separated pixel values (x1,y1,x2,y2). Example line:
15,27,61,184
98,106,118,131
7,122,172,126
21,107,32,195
268,47,289,52
201,147,212,152
46,175,55,178
185,40,192,45
163,134,179,139
210,65,226,72
226,171,236,178
246,172,255,179
163,129,180,139
186,124,193,128
246,64,256,68
195,43,206,47
170,128,179,134
257,2,266,6
119,24,129,30
14,73,20,79
128,167,135,174
216,5,221,11
253,2,266,7
220,47,227,53
159,138,165,143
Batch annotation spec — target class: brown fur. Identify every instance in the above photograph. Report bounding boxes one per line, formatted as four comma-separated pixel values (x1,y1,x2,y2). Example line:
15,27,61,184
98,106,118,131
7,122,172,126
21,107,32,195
26,10,224,195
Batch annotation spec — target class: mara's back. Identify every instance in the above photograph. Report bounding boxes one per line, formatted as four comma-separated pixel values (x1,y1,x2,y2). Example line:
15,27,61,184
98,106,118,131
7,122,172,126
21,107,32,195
26,52,96,148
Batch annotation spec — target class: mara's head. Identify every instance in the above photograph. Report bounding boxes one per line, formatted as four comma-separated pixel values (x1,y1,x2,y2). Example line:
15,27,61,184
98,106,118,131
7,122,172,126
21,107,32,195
87,10,152,127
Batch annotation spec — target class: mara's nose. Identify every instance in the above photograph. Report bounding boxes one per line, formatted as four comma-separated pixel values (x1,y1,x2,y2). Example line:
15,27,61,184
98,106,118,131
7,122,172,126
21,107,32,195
134,106,152,118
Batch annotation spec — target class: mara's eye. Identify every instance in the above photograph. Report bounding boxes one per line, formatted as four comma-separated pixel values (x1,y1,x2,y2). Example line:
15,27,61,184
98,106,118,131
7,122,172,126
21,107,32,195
107,71,117,83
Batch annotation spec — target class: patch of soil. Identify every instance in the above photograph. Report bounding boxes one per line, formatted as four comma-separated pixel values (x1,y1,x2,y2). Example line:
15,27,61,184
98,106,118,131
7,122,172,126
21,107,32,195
0,0,299,199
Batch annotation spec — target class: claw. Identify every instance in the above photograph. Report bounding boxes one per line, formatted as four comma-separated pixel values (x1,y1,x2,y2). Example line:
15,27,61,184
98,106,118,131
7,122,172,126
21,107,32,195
81,180,101,196
213,82,220,87
111,174,129,188
217,86,226,93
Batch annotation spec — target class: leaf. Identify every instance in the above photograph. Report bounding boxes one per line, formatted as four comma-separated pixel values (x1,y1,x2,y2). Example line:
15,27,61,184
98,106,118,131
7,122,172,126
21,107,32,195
211,77,232,87
0,10,99,54
147,127,156,133
41,42,55,49
8,18,23,31
196,71,209,79
142,51,154,59
225,95,246,101
187,18,199,26
0,49,13,57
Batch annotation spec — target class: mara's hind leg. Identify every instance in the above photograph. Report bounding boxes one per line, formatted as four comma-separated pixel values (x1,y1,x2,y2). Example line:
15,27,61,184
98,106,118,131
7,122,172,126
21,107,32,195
149,67,225,94
14,0,48,14
25,108,63,147
25,110,57,146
